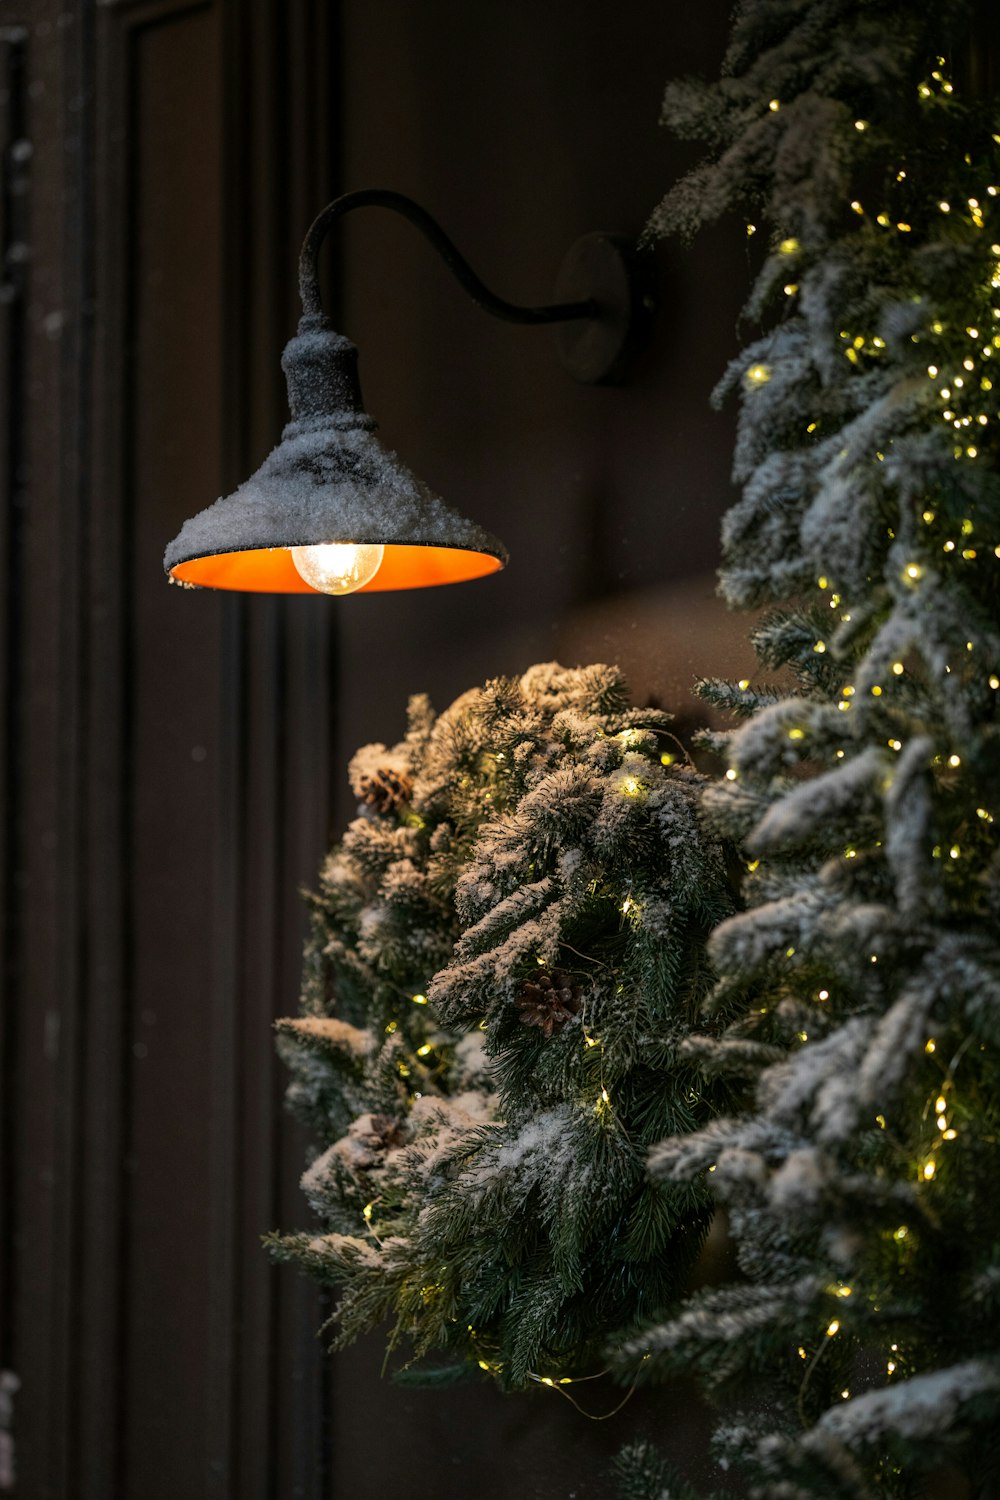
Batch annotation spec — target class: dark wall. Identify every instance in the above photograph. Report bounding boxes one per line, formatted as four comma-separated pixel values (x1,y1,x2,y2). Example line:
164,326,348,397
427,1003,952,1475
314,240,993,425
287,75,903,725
332,1,747,816
1,4,745,1499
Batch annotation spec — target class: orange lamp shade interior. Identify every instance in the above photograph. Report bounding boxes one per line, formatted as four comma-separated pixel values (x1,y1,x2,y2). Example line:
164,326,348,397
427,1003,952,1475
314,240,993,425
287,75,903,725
169,544,503,593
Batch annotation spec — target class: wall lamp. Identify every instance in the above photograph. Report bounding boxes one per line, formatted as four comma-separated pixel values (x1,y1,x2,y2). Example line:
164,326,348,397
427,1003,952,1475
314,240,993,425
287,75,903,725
164,189,652,596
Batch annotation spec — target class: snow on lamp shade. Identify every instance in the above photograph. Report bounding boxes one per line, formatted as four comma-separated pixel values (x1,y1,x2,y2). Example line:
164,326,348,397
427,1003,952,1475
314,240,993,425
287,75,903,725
163,319,507,593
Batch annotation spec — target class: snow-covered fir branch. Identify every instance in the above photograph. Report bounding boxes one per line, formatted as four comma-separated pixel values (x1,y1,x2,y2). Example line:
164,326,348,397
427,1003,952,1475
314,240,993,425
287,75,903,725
624,1,1000,1496
273,663,736,1388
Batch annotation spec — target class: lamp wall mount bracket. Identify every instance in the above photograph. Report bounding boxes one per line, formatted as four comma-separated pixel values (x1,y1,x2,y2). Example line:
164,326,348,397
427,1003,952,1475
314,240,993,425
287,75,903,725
298,189,654,386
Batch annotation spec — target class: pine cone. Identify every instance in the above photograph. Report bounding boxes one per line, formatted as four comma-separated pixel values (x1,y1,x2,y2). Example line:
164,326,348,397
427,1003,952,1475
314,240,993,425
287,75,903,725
365,1114,407,1152
516,971,582,1037
356,766,413,815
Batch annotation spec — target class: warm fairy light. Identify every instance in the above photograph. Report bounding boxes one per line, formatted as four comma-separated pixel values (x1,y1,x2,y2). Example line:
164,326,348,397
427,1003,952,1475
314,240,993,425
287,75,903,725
725,768,738,781
779,237,799,254
786,946,796,958
892,660,904,676
769,98,781,111
943,1129,958,1141
948,753,961,767
584,1035,600,1048
950,845,961,859
660,752,675,766
416,1043,433,1057
990,676,999,689
903,562,924,581
834,1285,853,1298
385,1020,398,1034
888,739,902,751
813,640,826,653
927,365,939,377
747,223,757,236
922,510,935,523
850,200,864,214
601,1087,610,1103
746,363,772,385
784,283,798,296
818,989,829,1000
738,678,750,690
893,1226,908,1241
923,1161,936,1180
621,896,635,916
798,1346,807,1360
841,1389,850,1400
788,727,806,740
412,993,428,1005
620,777,641,796
826,1320,840,1337
871,685,882,696
887,1360,897,1374
854,119,868,131
363,1202,374,1221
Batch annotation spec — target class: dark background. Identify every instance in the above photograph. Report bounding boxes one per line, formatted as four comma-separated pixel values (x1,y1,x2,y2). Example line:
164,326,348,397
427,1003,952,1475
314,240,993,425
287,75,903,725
0,3,754,1497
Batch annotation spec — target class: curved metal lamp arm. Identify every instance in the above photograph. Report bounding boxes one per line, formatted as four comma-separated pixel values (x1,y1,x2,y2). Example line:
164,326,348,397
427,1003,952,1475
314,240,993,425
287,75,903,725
298,188,597,326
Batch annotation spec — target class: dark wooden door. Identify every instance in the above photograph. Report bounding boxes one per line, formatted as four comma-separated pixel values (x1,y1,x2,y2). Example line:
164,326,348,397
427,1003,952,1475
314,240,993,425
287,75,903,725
2,3,339,1496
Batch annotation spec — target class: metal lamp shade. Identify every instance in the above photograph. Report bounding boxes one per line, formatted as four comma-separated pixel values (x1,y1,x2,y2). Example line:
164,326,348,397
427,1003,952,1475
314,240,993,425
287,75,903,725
164,320,508,593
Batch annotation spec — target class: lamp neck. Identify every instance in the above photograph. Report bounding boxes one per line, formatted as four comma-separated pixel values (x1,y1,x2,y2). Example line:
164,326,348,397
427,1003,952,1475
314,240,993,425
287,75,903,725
297,188,597,327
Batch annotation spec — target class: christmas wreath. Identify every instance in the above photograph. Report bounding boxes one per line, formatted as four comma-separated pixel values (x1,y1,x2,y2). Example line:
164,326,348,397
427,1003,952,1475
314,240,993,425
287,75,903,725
270,662,735,1388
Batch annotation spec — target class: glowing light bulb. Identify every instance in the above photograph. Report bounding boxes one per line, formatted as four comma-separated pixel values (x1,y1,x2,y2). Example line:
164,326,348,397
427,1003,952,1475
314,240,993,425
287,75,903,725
291,541,384,595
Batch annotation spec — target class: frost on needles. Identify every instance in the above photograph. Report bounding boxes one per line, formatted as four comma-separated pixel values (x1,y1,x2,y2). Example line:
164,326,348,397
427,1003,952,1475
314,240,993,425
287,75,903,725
268,663,735,1389
618,0,1000,1496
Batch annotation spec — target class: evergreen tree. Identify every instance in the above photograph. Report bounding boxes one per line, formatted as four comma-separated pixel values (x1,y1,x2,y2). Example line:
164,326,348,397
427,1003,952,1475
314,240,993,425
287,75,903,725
618,2,1000,1495
270,663,734,1389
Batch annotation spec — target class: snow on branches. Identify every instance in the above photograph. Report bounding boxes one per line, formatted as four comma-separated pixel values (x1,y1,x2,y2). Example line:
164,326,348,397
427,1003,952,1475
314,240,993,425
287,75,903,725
624,0,1000,1494
270,663,735,1388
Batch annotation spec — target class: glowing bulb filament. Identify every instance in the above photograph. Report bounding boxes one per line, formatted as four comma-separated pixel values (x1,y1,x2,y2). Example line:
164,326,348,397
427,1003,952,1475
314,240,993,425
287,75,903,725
291,541,384,595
